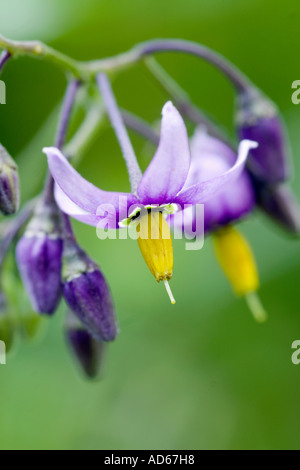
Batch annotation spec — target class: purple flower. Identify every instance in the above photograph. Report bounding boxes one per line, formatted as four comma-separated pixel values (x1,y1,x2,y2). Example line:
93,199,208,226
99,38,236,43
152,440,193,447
236,89,290,184
65,312,106,379
44,102,256,227
16,199,63,315
62,237,118,342
0,144,20,215
44,101,257,302
172,129,256,235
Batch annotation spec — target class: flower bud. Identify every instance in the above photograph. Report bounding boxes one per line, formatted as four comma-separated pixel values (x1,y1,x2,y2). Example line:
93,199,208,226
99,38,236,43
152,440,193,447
0,144,20,215
255,182,300,235
62,238,118,342
65,311,106,379
236,88,290,184
16,198,63,315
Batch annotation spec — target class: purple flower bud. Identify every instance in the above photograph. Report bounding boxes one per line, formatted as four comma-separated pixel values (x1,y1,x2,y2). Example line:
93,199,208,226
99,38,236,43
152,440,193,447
255,182,300,235
16,199,63,315
65,312,106,378
236,89,290,184
0,144,20,215
62,239,118,342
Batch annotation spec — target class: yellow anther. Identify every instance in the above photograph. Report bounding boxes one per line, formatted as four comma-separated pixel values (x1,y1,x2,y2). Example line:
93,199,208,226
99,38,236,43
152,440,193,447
137,210,175,303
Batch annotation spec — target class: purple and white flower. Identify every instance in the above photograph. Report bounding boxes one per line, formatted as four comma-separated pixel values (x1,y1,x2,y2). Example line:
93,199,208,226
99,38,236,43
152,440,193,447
44,102,257,230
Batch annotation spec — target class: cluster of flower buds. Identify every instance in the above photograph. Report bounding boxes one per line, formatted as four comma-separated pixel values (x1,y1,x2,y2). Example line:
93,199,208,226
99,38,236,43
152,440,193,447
3,191,117,377
0,53,116,377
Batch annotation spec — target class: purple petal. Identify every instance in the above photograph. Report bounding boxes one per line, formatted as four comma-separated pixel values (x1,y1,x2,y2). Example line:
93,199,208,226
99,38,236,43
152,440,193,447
137,101,190,205
44,146,138,213
54,184,111,228
174,139,258,206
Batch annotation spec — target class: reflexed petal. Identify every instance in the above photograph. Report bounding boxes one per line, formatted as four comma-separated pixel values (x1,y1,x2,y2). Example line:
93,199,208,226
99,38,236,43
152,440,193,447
44,147,138,227
174,140,258,206
137,101,190,205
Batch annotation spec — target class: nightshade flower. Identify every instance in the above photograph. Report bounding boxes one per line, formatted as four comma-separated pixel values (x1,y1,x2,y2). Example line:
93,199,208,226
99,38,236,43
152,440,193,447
44,101,257,303
171,129,266,321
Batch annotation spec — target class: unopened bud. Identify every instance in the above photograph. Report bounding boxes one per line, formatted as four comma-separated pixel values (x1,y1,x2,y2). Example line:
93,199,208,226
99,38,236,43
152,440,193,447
255,182,300,235
16,199,63,314
62,238,118,342
137,209,175,304
65,311,106,379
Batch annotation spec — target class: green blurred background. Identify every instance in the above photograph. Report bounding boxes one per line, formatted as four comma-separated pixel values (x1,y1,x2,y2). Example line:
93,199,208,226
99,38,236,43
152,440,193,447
1,0,300,450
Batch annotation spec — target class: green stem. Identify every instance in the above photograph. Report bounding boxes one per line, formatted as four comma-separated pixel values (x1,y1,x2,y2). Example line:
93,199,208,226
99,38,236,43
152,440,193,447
90,39,252,92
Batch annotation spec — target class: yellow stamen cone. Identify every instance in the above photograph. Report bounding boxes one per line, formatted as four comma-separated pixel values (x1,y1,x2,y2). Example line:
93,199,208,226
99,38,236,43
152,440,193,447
213,225,267,322
137,210,175,304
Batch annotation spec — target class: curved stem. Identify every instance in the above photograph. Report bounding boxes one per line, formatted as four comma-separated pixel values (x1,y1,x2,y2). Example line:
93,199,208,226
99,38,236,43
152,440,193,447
91,39,252,92
97,73,142,193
